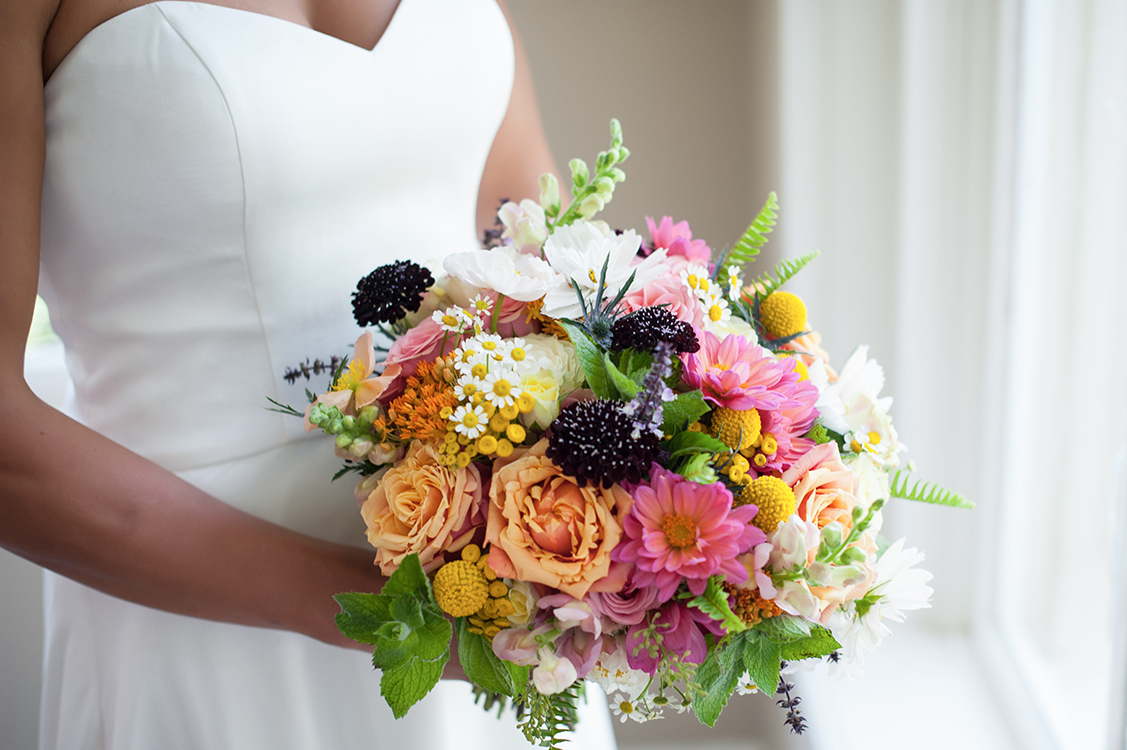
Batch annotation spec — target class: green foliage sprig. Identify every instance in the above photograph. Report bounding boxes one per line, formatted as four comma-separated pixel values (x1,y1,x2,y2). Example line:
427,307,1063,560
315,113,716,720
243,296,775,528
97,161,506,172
890,471,974,509
727,192,779,269
516,682,583,750
545,119,629,229
744,250,821,302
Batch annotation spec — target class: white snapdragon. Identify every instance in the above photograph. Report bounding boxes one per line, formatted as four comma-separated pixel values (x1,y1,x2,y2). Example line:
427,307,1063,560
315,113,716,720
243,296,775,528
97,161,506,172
498,199,549,253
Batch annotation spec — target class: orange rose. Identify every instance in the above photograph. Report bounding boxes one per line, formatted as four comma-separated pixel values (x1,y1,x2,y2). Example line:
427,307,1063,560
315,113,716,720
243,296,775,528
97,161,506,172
358,441,485,575
781,443,859,531
486,439,631,598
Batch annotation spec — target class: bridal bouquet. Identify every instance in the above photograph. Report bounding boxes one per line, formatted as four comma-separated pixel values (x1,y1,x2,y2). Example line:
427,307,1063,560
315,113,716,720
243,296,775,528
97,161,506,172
282,120,970,747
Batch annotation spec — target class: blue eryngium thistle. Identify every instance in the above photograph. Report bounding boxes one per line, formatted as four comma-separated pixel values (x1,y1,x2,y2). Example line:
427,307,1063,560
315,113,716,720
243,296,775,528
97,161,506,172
622,342,676,439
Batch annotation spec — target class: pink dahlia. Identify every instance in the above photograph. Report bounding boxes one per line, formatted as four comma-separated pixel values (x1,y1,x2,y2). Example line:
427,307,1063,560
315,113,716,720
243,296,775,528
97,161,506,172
681,329,799,410
754,374,821,474
612,466,764,600
646,216,711,263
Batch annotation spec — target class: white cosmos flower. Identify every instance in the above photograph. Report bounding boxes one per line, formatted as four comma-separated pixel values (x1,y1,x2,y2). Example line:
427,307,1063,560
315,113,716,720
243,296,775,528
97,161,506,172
826,538,933,677
443,246,563,302
540,222,667,319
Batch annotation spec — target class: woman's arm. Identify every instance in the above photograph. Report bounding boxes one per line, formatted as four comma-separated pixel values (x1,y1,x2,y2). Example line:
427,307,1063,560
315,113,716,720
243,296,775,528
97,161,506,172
0,0,384,650
475,0,557,237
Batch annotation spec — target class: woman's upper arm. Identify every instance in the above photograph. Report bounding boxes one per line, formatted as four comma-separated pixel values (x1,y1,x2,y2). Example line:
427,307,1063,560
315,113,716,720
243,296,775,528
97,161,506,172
475,0,557,237
0,0,58,389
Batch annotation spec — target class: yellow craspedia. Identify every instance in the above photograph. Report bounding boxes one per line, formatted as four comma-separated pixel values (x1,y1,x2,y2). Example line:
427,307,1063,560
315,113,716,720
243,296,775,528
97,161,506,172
759,291,807,339
433,560,489,617
738,475,796,533
710,408,762,452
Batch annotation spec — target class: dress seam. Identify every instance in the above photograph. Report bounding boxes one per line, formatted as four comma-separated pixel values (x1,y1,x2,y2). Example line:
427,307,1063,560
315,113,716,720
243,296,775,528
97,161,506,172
155,5,288,429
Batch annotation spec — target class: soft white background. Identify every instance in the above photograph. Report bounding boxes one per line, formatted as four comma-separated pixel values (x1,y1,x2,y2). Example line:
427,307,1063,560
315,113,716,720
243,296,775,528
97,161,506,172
7,1,1127,749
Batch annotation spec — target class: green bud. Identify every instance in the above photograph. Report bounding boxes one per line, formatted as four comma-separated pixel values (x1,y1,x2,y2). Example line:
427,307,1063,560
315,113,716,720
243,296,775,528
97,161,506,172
569,158,589,190
577,194,604,219
328,419,344,434
610,167,626,183
852,505,865,523
308,404,326,424
617,145,630,162
539,173,560,214
342,415,356,430
336,434,352,449
609,118,623,148
840,545,867,565
358,406,378,426
821,521,844,549
593,176,616,199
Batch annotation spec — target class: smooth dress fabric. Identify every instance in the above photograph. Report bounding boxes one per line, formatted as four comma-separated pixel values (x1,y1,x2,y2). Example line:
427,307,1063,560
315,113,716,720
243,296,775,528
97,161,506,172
35,1,616,747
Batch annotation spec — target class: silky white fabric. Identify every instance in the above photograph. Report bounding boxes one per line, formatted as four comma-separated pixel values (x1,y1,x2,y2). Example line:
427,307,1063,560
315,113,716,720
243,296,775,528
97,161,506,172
36,1,615,747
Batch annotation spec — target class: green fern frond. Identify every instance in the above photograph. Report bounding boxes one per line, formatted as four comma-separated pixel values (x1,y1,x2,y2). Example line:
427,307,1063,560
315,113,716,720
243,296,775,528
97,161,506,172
889,471,974,509
517,682,582,749
746,250,820,301
727,193,779,269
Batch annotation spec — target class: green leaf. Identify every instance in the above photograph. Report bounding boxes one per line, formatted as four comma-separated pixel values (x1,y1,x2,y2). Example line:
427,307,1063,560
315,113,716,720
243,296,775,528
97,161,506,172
742,635,782,697
687,575,747,634
753,615,812,643
604,353,639,399
746,251,820,301
780,625,841,661
661,390,710,434
411,605,454,661
456,619,516,696
380,653,448,719
889,470,975,509
391,593,425,630
728,193,779,269
616,348,654,384
334,592,393,645
382,554,431,600
691,637,746,727
802,421,832,446
558,320,613,399
666,431,729,459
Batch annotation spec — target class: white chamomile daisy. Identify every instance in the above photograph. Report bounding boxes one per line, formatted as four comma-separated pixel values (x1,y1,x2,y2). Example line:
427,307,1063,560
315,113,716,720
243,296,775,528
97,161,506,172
432,306,473,334
450,403,488,439
726,264,742,301
481,369,522,408
735,674,760,696
610,695,645,724
680,264,712,296
700,289,731,324
453,374,482,402
469,294,494,317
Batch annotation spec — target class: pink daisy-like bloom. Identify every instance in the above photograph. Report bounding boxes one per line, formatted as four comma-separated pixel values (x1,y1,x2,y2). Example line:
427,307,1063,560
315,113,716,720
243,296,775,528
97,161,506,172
681,329,799,411
612,466,765,600
645,216,711,263
623,600,723,674
754,374,821,474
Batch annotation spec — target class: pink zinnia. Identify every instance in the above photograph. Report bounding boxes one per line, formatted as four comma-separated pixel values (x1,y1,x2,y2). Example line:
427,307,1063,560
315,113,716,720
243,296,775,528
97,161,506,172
612,466,764,600
646,216,711,263
681,329,799,411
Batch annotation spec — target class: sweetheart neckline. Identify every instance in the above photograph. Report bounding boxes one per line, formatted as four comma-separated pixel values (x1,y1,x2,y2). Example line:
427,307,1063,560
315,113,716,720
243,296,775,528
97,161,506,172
45,0,408,89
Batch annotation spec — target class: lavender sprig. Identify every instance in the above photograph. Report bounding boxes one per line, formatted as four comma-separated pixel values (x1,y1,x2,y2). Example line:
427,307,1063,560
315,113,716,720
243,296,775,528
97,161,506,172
622,342,676,439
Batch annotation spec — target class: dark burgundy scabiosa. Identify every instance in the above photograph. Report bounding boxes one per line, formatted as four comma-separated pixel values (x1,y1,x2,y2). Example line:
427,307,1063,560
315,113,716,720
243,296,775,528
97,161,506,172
351,260,434,327
546,399,660,488
610,306,699,354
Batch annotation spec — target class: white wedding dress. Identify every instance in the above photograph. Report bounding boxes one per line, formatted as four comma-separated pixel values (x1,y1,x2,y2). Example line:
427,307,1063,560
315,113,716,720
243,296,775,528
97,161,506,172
35,1,615,747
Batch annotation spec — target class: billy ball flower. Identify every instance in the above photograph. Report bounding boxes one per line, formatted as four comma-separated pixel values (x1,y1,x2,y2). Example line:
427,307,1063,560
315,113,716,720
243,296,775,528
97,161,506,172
433,558,490,617
546,399,661,488
737,475,796,534
609,305,700,354
352,260,434,326
612,465,765,599
759,291,807,339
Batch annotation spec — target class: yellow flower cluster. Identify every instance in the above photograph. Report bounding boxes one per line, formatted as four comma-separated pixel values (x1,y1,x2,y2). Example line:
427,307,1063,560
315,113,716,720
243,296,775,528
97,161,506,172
436,397,534,468
449,544,517,640
710,407,762,452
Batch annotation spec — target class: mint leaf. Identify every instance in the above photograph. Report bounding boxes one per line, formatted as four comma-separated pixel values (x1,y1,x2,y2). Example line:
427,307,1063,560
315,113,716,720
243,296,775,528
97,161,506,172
391,593,425,630
692,637,746,727
780,625,841,661
456,619,516,696
381,554,430,600
661,390,710,434
687,576,747,634
558,320,613,398
617,348,654,385
742,634,782,696
380,653,448,719
604,353,639,399
754,615,812,643
334,592,393,645
666,431,728,459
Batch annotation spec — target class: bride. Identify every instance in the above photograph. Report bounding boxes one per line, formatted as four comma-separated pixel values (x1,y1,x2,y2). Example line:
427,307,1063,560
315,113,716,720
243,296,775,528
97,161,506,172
1,0,615,746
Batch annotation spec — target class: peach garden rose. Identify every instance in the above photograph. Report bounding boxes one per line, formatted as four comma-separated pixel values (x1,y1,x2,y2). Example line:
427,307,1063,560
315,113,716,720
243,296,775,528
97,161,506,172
486,439,631,598
358,441,485,575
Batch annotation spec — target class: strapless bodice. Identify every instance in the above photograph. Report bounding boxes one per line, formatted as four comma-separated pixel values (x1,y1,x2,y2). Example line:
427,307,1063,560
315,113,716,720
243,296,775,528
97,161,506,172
38,0,512,475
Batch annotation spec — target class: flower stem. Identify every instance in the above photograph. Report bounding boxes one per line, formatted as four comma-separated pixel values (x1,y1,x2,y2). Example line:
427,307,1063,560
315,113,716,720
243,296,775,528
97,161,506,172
491,293,505,334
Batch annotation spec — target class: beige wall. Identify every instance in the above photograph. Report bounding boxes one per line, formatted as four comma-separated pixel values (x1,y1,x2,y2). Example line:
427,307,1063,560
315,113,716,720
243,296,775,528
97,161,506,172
507,0,781,263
